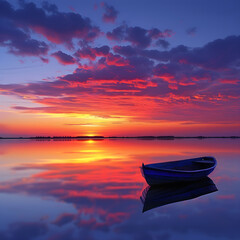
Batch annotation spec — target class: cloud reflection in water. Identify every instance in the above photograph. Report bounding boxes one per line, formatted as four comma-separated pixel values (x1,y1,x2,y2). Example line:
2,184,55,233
0,139,239,239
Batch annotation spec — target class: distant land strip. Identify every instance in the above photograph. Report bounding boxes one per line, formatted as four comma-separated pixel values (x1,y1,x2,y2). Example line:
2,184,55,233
0,136,239,140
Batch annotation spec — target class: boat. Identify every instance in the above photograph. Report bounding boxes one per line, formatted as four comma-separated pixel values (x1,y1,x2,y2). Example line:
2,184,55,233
141,156,217,186
140,177,217,212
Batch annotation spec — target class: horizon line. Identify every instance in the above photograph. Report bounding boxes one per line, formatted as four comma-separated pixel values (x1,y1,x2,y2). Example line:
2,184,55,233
0,135,239,140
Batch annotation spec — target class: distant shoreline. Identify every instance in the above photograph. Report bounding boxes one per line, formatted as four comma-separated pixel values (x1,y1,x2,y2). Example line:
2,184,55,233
0,136,239,140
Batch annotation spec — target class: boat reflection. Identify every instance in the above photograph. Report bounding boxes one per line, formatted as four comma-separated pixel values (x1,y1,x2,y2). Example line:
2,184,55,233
140,177,218,212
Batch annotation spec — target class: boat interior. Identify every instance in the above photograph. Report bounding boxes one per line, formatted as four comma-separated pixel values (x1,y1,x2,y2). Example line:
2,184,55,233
145,157,215,171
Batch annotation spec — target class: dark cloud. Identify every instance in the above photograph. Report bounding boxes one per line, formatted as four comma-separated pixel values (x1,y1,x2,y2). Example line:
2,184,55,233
185,35,240,69
41,1,58,13
148,28,174,39
114,35,240,71
113,45,138,57
74,45,110,60
156,39,170,49
126,26,151,48
94,45,110,56
53,213,76,227
141,35,240,70
0,0,13,17
0,0,100,46
107,25,173,48
52,51,76,65
106,25,126,41
101,2,118,23
0,18,49,56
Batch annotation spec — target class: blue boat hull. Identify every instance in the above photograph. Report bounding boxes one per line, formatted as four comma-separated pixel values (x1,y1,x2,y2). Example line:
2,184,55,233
141,157,217,186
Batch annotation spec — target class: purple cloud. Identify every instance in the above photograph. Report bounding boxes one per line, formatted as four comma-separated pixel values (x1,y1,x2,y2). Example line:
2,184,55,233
106,25,126,41
94,45,110,56
101,2,118,23
126,26,151,48
114,35,240,71
0,18,48,56
0,0,100,46
52,51,76,65
107,25,173,48
148,28,174,39
41,1,58,13
74,45,110,60
53,213,76,227
184,35,240,69
113,45,138,57
156,39,170,49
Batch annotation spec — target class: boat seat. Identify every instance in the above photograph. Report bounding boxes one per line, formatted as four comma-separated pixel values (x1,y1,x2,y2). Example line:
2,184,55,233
193,160,213,164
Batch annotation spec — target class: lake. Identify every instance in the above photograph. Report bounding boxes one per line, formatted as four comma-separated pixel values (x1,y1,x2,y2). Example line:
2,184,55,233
0,139,239,240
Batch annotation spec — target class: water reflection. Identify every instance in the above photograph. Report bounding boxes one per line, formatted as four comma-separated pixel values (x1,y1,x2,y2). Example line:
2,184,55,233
0,139,239,240
141,177,218,212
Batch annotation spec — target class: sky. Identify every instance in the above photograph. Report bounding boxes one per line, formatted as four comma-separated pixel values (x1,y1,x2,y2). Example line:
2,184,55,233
0,0,240,137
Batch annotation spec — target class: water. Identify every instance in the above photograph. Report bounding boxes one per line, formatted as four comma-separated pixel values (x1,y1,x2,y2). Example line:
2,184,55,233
0,139,239,240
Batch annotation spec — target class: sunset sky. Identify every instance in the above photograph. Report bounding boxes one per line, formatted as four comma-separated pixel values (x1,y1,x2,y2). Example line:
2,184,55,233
0,0,240,137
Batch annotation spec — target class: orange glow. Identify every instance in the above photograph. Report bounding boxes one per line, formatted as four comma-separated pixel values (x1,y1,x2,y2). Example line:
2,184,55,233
1,76,239,137
1,107,240,137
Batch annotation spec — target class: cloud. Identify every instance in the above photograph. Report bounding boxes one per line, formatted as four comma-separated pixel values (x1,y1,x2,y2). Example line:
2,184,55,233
0,22,239,124
52,51,76,65
148,28,174,39
61,55,154,83
106,25,126,41
0,0,14,17
114,35,240,70
0,0,100,46
0,18,49,56
101,2,118,23
107,25,173,48
104,53,129,66
156,39,170,49
74,45,110,60
113,45,138,57
184,35,240,69
41,1,58,13
53,213,76,227
126,26,152,48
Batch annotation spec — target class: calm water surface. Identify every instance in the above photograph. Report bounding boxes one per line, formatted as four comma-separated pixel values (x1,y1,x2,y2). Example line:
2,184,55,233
0,139,239,240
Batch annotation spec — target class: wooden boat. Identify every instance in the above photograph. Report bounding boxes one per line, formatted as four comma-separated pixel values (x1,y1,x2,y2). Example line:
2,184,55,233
141,156,217,186
140,177,217,212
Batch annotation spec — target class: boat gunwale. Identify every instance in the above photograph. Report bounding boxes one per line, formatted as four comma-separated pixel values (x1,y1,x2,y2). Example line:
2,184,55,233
142,156,217,173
